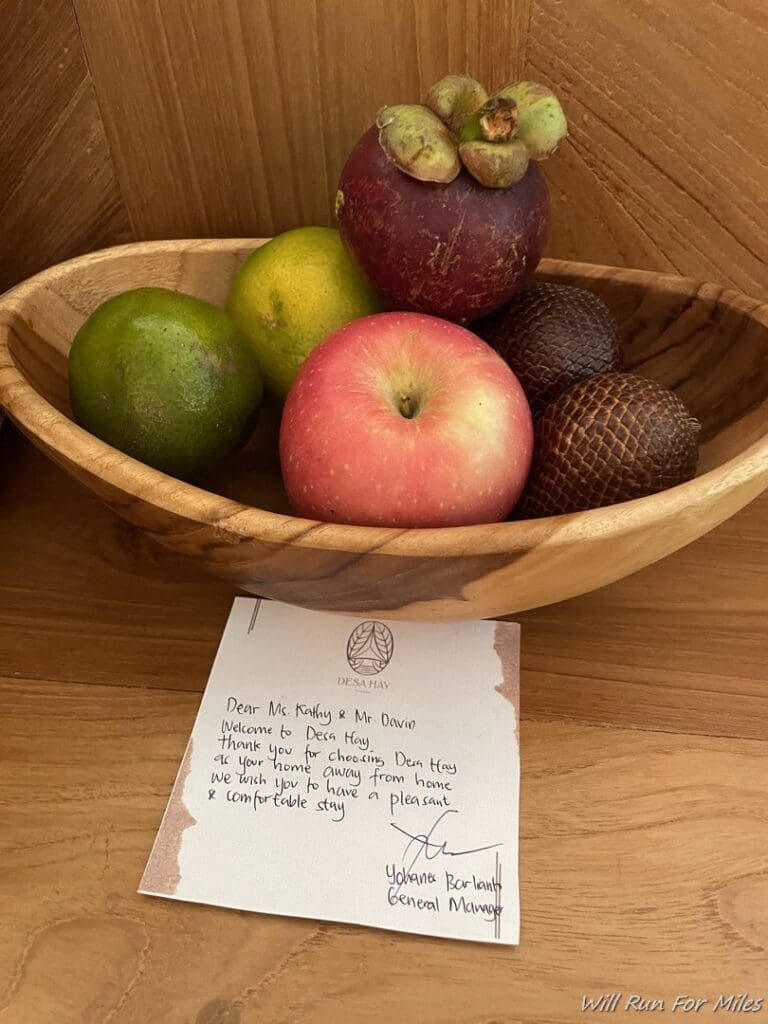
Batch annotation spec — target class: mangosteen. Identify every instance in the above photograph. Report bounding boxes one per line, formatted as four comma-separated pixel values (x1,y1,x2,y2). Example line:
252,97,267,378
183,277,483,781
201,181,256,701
335,75,567,323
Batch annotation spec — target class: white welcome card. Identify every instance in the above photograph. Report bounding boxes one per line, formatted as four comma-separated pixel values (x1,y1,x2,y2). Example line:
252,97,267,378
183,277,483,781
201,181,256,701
140,598,521,945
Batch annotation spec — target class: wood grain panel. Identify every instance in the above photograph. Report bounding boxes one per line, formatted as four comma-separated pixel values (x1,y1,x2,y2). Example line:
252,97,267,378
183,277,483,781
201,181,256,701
529,0,768,297
1,674,765,1022
73,0,337,237
463,0,531,88
1,423,766,740
73,0,530,238
316,0,530,205
0,0,131,290
3,0,768,304
313,0,421,210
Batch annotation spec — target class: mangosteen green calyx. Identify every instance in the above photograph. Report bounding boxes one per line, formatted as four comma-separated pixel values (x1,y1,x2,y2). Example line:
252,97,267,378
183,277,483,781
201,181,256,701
336,74,568,322
377,76,567,188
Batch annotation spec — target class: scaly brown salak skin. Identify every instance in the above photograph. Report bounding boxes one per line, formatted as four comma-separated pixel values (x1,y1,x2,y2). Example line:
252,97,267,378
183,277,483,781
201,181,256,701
519,373,701,517
336,125,550,323
475,283,622,417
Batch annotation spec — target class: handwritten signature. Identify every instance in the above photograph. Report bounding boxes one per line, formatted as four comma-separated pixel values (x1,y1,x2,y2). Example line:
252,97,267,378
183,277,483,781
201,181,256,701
390,809,501,895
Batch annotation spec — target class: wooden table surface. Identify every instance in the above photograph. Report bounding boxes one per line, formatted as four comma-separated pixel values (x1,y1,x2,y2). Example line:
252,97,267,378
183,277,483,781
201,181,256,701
1,421,766,1024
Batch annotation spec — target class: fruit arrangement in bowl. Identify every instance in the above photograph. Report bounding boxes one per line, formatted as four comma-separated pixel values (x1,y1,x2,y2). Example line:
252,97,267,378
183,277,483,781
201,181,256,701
59,75,701,525
0,74,766,621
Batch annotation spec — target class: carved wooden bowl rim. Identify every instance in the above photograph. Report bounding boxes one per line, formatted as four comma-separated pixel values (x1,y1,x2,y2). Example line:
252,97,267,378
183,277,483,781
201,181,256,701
0,239,766,559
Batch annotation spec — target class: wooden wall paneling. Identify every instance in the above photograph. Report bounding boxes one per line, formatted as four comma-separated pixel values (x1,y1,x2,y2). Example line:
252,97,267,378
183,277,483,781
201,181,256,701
0,0,132,290
528,0,768,297
3,0,768,298
73,0,309,238
313,0,422,214
0,0,79,204
462,0,531,88
73,0,531,240
315,0,531,204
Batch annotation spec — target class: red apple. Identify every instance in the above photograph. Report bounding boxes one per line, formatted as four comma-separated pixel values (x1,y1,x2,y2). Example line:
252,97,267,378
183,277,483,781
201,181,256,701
279,312,533,528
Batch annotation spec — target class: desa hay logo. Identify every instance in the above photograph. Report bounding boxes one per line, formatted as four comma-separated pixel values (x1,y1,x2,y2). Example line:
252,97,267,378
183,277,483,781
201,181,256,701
346,620,394,675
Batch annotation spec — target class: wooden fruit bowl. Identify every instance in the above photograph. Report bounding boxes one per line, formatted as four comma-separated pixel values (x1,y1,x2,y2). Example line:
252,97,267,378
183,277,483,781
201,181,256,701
1,239,766,621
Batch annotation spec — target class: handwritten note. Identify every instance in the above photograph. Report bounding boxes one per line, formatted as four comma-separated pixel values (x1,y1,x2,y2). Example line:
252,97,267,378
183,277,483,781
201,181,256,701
140,598,521,944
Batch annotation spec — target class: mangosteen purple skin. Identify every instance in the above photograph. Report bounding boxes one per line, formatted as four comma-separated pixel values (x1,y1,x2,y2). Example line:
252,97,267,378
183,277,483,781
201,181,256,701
336,126,550,323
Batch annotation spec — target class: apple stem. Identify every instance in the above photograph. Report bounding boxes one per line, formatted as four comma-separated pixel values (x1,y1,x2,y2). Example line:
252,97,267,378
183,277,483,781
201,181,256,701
398,394,418,419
